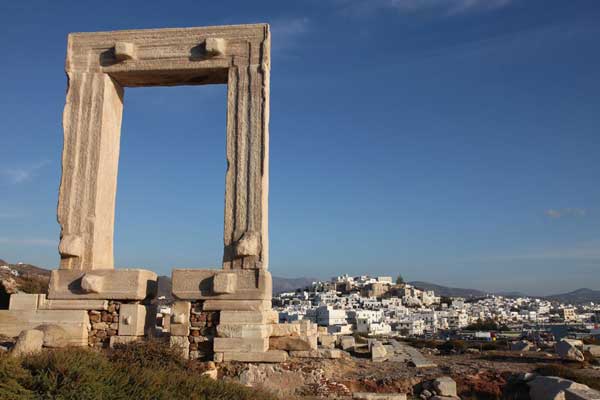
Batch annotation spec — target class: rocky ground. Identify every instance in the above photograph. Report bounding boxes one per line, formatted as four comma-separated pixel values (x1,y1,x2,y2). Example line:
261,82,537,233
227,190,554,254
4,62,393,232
218,349,600,399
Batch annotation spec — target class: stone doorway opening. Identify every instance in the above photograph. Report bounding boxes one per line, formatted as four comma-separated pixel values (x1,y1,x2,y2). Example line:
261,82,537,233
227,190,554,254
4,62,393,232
115,85,227,271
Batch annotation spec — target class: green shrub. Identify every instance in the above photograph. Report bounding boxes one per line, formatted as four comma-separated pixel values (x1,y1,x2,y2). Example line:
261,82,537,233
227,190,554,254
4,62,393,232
0,353,34,400
3,342,279,400
438,339,465,353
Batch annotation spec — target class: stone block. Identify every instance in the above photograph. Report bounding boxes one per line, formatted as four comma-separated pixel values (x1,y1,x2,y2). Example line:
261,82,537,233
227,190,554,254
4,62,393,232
270,323,301,337
39,298,109,310
270,335,317,351
114,41,137,61
319,335,337,349
204,37,227,56
109,335,141,348
170,301,191,336
371,341,387,362
9,293,42,310
340,336,356,351
118,304,147,336
213,352,224,362
220,310,278,324
213,337,269,353
170,335,189,359
353,393,407,400
290,349,342,359
12,329,44,357
217,323,272,338
203,300,271,312
172,269,271,301
48,269,157,300
296,320,318,336
36,324,70,348
213,273,237,294
222,350,288,363
0,310,89,346
433,377,457,397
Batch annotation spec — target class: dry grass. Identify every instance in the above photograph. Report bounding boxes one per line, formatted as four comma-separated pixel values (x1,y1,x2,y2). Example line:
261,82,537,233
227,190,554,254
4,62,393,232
0,340,280,400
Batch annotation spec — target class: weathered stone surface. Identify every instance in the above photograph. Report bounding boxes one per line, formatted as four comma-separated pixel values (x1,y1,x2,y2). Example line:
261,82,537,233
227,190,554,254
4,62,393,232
204,37,227,57
81,274,104,293
290,349,342,359
217,323,272,338
0,310,89,346
270,335,317,351
353,393,407,400
170,335,190,359
8,293,42,310
371,341,387,362
39,297,109,310
109,335,140,348
556,339,585,362
12,329,44,357
172,269,271,300
234,231,260,257
222,350,287,363
48,269,157,300
170,301,191,336
319,335,337,349
433,377,457,398
203,300,271,312
219,310,278,324
340,336,356,351
213,273,237,294
57,25,270,271
270,323,302,337
35,324,69,348
118,304,147,336
528,376,600,400
214,337,269,353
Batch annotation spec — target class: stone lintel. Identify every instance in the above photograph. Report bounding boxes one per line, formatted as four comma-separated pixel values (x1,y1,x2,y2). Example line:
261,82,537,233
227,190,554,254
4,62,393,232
48,269,157,300
39,297,109,311
171,269,271,301
221,350,288,363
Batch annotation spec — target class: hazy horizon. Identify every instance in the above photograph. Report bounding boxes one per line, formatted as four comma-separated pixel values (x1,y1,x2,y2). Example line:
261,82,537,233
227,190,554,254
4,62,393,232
1,0,599,295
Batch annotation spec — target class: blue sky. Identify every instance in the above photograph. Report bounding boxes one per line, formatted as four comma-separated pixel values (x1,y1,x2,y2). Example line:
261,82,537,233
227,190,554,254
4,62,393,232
1,0,599,295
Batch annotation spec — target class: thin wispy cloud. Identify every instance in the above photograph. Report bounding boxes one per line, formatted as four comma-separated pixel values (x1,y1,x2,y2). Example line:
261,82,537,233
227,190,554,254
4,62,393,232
545,208,587,219
270,17,311,53
335,0,513,17
0,237,56,246
1,160,50,184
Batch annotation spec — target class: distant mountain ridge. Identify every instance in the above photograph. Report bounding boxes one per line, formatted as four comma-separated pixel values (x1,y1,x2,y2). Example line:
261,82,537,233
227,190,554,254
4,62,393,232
544,288,600,304
2,258,598,303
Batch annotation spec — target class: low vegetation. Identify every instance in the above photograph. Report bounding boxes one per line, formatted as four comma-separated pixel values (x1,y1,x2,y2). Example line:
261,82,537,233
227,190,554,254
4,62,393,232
0,340,279,400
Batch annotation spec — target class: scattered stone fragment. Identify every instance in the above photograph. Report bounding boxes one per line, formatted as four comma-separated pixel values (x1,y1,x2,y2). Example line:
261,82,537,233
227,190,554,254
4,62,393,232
371,341,387,362
555,339,585,362
433,377,457,398
340,336,356,351
528,376,600,400
34,324,68,348
353,392,407,400
12,329,43,357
